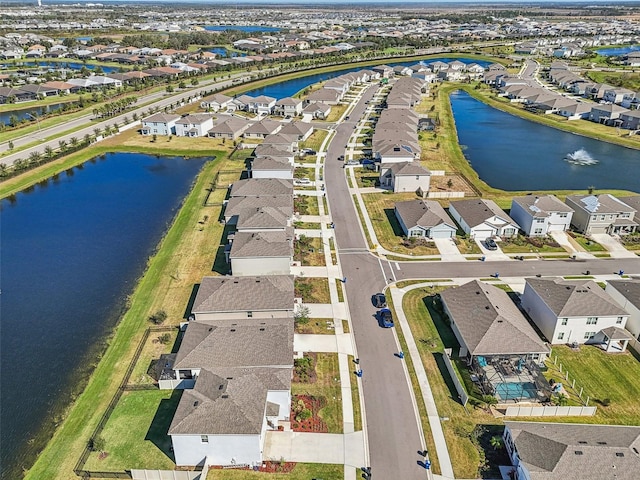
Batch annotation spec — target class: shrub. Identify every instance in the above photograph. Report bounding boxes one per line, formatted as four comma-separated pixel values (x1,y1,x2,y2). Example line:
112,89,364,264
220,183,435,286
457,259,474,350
89,435,106,452
149,309,167,325
158,333,171,344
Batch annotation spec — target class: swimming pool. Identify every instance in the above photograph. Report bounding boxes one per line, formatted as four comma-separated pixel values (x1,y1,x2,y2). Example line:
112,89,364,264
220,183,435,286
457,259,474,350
495,382,538,401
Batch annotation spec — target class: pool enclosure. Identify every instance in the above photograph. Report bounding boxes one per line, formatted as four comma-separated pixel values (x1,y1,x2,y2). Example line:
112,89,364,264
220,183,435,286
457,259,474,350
471,354,552,403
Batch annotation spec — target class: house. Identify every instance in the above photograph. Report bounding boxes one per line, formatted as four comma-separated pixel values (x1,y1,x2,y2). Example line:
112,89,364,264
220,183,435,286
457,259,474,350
223,195,293,225
0,86,36,103
190,275,295,322
618,110,640,130
510,195,574,236
141,112,181,136
261,133,297,152
208,117,251,139
273,97,303,117
229,229,294,276
302,102,331,120
248,95,277,115
244,118,282,139
605,280,640,341
169,367,292,467
589,103,629,125
18,83,60,98
565,194,637,235
236,207,291,233
440,281,551,403
253,145,294,164
201,93,233,112
555,101,592,120
448,199,519,240
503,421,640,480
251,156,293,179
394,199,457,239
230,178,293,198
278,122,313,142
521,277,631,350
175,114,214,137
305,88,341,105
380,162,431,194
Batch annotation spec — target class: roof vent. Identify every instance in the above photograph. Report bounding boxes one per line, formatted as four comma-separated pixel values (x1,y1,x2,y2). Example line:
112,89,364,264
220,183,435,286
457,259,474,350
260,328,265,331
209,327,213,332
226,377,233,380
233,280,239,283
574,451,583,455
230,328,236,332
218,384,224,390
578,441,588,444
221,395,229,399
597,441,607,445
485,306,490,310
193,401,199,407
616,452,625,458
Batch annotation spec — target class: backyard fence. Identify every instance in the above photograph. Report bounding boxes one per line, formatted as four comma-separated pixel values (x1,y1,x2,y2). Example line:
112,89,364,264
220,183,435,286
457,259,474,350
443,349,469,406
504,405,596,417
548,354,590,406
427,191,465,199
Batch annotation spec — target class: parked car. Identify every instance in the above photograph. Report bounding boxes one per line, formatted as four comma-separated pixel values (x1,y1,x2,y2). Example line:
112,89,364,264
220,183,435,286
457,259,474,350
372,292,387,308
485,238,498,250
294,177,311,185
346,160,359,165
338,155,344,161
361,158,375,165
378,308,394,328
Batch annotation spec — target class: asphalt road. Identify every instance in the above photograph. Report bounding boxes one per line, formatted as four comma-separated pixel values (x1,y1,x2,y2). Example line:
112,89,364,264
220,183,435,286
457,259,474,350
325,85,429,480
325,81,640,479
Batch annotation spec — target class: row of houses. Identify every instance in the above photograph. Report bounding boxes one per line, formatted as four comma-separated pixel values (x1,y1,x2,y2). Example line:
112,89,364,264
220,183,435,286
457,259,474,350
395,193,640,241
484,64,640,130
161,121,315,465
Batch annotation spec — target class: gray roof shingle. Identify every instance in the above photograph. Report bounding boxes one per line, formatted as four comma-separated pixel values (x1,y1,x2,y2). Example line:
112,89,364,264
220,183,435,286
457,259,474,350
450,199,518,229
230,229,293,258
395,199,455,230
192,275,294,314
229,178,293,197
440,280,549,356
606,279,640,309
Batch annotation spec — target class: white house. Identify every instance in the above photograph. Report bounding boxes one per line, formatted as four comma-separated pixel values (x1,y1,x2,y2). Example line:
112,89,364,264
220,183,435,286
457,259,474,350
175,114,214,137
510,195,574,236
380,162,431,194
605,280,640,341
273,97,303,117
141,112,181,136
448,199,518,240
190,275,294,322
521,277,630,348
248,95,277,115
394,199,457,239
251,156,293,179
201,93,233,112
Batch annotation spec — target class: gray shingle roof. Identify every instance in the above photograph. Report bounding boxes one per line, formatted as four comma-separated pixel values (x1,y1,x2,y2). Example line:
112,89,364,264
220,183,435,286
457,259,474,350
389,162,431,176
230,229,293,258
450,199,517,229
169,367,291,436
505,421,640,480
618,196,640,213
224,196,293,220
440,280,549,356
251,156,293,172
237,206,290,230
566,194,636,214
525,277,628,317
174,320,293,370
229,178,293,197
395,199,455,230
192,275,294,314
512,195,574,218
607,279,640,309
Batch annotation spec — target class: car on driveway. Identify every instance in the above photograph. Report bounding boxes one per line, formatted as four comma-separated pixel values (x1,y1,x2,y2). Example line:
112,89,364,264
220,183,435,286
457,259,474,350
378,308,394,328
485,238,498,250
346,160,359,166
372,292,387,308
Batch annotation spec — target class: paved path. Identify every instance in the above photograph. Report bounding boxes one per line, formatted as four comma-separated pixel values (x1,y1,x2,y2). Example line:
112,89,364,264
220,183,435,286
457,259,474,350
264,431,365,466
433,238,465,262
591,233,638,259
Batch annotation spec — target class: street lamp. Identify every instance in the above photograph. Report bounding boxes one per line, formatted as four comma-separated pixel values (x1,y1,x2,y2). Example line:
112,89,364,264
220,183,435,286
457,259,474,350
25,112,42,137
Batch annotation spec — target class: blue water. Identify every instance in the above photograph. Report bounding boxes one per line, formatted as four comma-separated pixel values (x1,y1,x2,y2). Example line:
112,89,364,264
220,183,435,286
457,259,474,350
0,153,208,480
495,382,538,401
23,61,120,73
244,58,491,99
0,102,66,126
450,90,640,193
204,25,281,32
208,47,246,58
596,45,640,56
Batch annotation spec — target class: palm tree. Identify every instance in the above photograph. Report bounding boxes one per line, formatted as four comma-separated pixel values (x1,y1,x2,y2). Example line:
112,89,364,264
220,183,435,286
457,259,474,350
58,140,67,153
93,127,101,138
490,436,503,450
44,146,54,160
29,151,43,164
70,137,79,148
83,134,92,145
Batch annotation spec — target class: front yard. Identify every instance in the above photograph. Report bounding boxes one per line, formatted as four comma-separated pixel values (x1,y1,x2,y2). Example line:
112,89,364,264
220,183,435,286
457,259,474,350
294,196,319,216
362,193,440,255
294,236,326,266
206,463,343,479
295,277,331,304
299,129,328,153
568,232,606,252
497,235,567,254
295,318,335,335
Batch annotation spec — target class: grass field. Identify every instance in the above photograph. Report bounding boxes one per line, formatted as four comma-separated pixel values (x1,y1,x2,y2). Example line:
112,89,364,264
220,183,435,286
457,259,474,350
206,463,343,479
348,355,363,432
127,328,179,387
295,277,331,304
292,353,343,433
83,389,180,472
299,129,329,152
295,318,335,335
294,236,326,266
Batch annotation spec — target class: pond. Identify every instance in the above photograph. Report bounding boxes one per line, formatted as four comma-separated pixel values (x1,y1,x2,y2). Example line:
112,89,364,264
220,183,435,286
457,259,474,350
21,61,121,73
0,152,209,480
595,45,640,56
208,47,246,58
0,102,68,126
450,90,640,193
203,25,281,32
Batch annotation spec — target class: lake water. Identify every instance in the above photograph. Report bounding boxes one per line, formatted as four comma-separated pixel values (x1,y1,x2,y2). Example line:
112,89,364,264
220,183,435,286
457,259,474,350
595,45,640,56
0,102,67,126
21,61,121,73
204,25,281,32
0,152,208,480
245,58,491,99
208,47,246,58
450,90,640,193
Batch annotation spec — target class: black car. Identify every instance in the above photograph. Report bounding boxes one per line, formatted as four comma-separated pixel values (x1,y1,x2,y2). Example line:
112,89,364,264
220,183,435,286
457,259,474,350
372,292,387,308
485,238,498,250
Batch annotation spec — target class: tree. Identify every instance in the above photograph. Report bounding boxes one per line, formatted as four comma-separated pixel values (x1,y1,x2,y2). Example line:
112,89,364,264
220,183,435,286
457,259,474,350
446,179,453,188
490,436,504,450
29,151,42,164
89,435,106,452
44,146,54,160
70,136,79,148
294,305,310,325
152,134,158,143
166,85,174,93
58,139,67,153
8,141,14,150
149,309,167,325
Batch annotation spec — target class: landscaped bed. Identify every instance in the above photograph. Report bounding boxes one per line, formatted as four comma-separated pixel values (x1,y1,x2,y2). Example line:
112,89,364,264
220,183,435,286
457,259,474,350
294,236,326,266
294,196,319,216
568,232,606,252
497,235,566,254
291,353,342,433
206,463,343,479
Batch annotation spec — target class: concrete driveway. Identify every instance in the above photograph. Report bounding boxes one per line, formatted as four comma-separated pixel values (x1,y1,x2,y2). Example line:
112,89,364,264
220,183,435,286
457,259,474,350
590,233,638,259
264,431,365,466
433,237,465,262
476,238,510,261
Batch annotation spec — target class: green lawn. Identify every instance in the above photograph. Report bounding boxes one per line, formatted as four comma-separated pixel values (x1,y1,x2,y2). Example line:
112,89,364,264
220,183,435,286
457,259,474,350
295,277,331,304
295,318,335,335
294,195,319,216
294,221,321,230
292,353,343,433
128,328,179,387
335,279,345,302
294,236,326,266
206,463,343,479
544,345,640,425
299,129,328,152
498,235,567,254
294,167,316,181
83,389,180,471
348,355,363,432
570,233,606,252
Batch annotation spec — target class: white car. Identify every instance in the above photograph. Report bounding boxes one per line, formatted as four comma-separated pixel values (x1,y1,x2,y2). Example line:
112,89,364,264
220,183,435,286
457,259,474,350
294,178,311,185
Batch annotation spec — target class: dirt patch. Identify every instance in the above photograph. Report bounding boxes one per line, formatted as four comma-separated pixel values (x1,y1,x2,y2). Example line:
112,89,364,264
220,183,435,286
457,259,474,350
430,174,476,196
